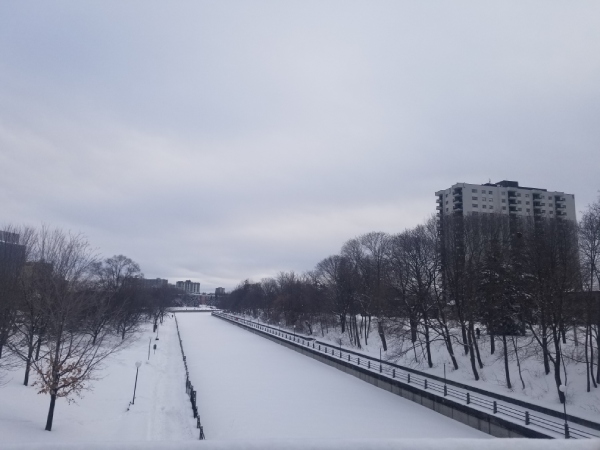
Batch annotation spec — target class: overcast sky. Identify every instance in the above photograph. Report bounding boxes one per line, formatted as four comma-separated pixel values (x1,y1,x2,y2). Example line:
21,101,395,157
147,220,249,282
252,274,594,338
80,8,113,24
1,1,599,291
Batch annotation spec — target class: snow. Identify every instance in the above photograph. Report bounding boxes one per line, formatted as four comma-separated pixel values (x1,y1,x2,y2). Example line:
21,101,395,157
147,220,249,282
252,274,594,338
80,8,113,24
176,313,490,440
0,315,196,445
170,306,219,312
243,313,600,425
1,439,599,450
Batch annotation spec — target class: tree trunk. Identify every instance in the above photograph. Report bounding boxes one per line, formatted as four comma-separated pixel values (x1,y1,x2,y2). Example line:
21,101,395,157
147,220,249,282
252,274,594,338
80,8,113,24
512,335,525,390
377,320,387,352
45,393,57,431
461,323,469,355
541,332,550,374
467,326,479,380
552,327,565,404
502,334,511,389
590,325,598,388
585,324,591,392
35,332,43,360
23,337,35,386
490,333,495,355
424,321,432,368
470,322,484,369
353,316,362,349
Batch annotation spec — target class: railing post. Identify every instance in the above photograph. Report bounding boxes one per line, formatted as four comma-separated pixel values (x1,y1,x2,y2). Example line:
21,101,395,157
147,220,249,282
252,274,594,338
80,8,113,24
407,373,410,383
424,379,427,389
368,361,370,369
348,355,350,362
525,411,530,425
466,392,470,404
493,401,497,414
392,369,395,378
444,385,447,396
380,364,382,373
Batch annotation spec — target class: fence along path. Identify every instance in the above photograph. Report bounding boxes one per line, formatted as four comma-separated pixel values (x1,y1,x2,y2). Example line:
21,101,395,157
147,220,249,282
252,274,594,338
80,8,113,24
174,315,206,440
213,312,600,440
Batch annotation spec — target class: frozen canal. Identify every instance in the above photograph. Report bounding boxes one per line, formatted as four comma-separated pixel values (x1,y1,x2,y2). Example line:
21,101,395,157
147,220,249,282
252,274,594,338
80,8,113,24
176,313,490,440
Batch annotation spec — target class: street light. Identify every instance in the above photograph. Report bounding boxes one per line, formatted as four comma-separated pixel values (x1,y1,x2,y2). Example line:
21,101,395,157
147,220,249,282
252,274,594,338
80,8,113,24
559,384,569,439
131,361,142,405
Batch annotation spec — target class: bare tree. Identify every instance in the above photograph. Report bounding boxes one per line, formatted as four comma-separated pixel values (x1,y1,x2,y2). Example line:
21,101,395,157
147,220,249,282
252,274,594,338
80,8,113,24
28,228,128,431
579,195,600,389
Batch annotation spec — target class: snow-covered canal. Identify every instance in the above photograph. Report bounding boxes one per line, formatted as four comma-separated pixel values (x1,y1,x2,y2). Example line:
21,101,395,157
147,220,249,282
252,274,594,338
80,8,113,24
177,313,490,440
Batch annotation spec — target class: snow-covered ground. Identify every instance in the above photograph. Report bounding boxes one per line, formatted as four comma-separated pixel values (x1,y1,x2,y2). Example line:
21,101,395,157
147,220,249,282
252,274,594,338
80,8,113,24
176,313,490,440
242,314,600,425
0,316,196,445
170,306,219,312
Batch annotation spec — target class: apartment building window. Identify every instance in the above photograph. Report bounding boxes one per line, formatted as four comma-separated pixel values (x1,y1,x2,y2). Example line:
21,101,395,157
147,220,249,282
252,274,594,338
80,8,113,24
489,198,493,202
526,208,530,212
517,200,522,204
542,210,546,213
490,206,494,209
501,199,506,203
472,197,478,200
482,197,486,201
518,207,522,211
481,189,486,193
488,191,493,194
473,204,478,208
501,192,506,195
502,206,507,210
550,211,554,214
525,201,530,205
525,194,529,197
482,205,487,209
517,193,521,197
472,189,477,193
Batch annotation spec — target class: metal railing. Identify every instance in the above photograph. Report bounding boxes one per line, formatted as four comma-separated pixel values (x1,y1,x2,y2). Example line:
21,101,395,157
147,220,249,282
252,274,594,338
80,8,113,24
174,315,206,440
214,312,600,440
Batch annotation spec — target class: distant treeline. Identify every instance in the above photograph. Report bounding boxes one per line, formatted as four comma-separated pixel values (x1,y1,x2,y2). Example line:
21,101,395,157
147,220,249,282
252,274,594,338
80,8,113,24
220,195,600,404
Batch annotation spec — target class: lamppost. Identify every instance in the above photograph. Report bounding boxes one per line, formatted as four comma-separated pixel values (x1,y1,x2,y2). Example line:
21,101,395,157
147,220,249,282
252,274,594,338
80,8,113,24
131,361,142,405
293,325,296,338
559,384,569,438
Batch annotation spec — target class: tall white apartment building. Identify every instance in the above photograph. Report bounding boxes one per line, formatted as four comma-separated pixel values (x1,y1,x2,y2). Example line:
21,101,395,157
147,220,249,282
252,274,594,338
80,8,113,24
435,180,576,221
176,280,201,294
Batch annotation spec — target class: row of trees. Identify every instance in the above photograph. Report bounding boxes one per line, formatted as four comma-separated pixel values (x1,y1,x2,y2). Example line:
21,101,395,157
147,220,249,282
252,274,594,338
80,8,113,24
220,196,600,405
0,225,177,431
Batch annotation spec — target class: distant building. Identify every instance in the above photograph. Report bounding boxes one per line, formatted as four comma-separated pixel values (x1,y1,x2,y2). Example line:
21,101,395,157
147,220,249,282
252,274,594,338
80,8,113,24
436,180,576,221
141,278,169,289
0,230,26,273
215,287,225,295
176,280,201,294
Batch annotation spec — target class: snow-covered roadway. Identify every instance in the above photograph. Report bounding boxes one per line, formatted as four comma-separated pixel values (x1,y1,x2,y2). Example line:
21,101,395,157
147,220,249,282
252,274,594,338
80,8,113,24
177,313,491,440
